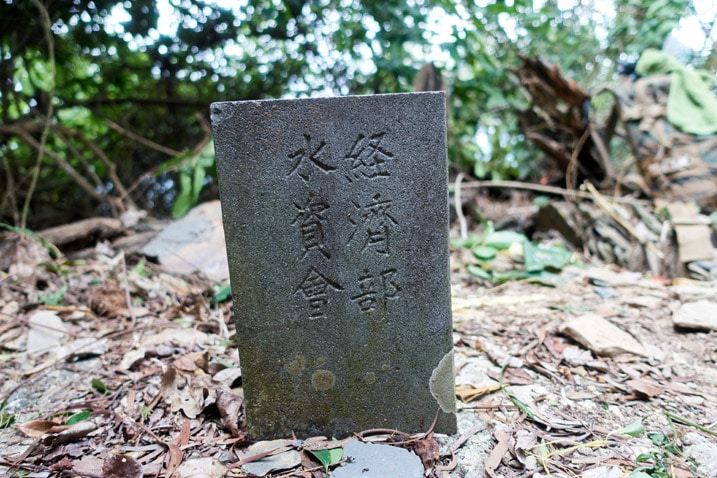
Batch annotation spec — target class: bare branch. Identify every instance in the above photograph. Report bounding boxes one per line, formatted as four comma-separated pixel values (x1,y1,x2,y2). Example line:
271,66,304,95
21,0,55,230
103,116,183,157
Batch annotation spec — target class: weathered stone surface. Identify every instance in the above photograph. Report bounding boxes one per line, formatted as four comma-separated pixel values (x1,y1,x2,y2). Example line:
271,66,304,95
212,93,456,438
331,439,424,478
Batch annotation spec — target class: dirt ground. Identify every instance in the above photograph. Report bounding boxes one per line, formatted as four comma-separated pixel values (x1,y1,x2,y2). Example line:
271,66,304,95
0,223,716,477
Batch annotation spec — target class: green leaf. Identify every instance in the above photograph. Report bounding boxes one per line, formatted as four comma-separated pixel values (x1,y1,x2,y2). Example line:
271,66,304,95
172,169,195,218
635,451,659,463
450,235,482,249
212,283,232,303
130,261,147,276
307,447,343,473
626,472,653,478
38,285,68,306
91,378,109,394
617,420,645,437
467,264,492,280
525,271,564,287
648,432,670,447
491,269,534,283
209,356,233,368
0,401,15,429
502,387,535,418
472,245,498,261
66,410,91,425
532,196,550,207
483,230,528,250
523,242,572,272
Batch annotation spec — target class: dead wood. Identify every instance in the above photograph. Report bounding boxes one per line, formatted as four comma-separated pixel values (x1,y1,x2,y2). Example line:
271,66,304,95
38,217,124,250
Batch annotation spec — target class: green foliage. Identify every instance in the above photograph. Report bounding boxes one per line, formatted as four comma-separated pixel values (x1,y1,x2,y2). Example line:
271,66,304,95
172,141,215,218
91,378,109,395
212,282,232,305
38,285,67,306
616,420,645,438
307,447,344,473
0,401,15,429
460,222,573,284
65,410,91,425
615,418,698,477
0,0,708,226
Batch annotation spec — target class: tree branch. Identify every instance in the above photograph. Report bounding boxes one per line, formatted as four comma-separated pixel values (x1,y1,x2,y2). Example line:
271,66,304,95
60,96,212,109
103,116,183,157
15,127,121,209
21,0,55,230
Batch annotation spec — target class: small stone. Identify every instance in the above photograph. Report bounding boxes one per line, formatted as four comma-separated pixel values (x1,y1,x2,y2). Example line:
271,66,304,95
559,314,647,357
331,439,423,478
672,300,717,331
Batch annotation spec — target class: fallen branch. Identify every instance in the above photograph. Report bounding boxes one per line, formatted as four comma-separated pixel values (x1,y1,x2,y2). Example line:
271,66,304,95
454,179,650,205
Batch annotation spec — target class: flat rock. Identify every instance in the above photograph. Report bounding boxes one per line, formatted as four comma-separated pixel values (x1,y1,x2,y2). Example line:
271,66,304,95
26,310,68,355
672,283,717,302
559,314,647,357
241,440,301,476
672,300,717,331
142,200,229,282
331,439,423,478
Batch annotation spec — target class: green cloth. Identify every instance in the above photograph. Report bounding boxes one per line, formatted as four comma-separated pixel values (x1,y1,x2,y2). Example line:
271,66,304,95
636,48,717,136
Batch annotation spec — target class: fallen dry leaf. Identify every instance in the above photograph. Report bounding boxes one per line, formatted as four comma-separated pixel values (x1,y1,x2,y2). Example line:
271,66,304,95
412,432,440,468
18,420,66,437
43,421,98,447
485,428,511,478
216,388,244,438
455,383,501,403
88,279,130,318
626,378,662,398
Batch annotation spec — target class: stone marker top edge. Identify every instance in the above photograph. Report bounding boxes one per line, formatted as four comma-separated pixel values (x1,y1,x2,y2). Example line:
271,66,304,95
210,91,445,109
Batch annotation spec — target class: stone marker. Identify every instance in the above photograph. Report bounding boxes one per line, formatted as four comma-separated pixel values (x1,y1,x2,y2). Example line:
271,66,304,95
211,92,456,439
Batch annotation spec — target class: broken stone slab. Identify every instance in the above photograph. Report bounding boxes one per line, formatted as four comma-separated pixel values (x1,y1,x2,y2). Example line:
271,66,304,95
212,93,456,438
331,439,423,478
672,300,717,331
26,310,68,355
559,314,647,357
142,200,229,282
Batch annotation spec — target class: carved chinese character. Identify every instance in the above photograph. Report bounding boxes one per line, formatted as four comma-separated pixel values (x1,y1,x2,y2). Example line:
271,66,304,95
348,193,398,256
295,267,343,319
351,269,401,313
344,132,394,182
351,271,378,312
288,134,336,182
292,194,331,259
380,269,401,298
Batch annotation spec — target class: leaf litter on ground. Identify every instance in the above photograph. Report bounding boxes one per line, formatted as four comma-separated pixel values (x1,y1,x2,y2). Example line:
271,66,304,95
0,221,716,477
